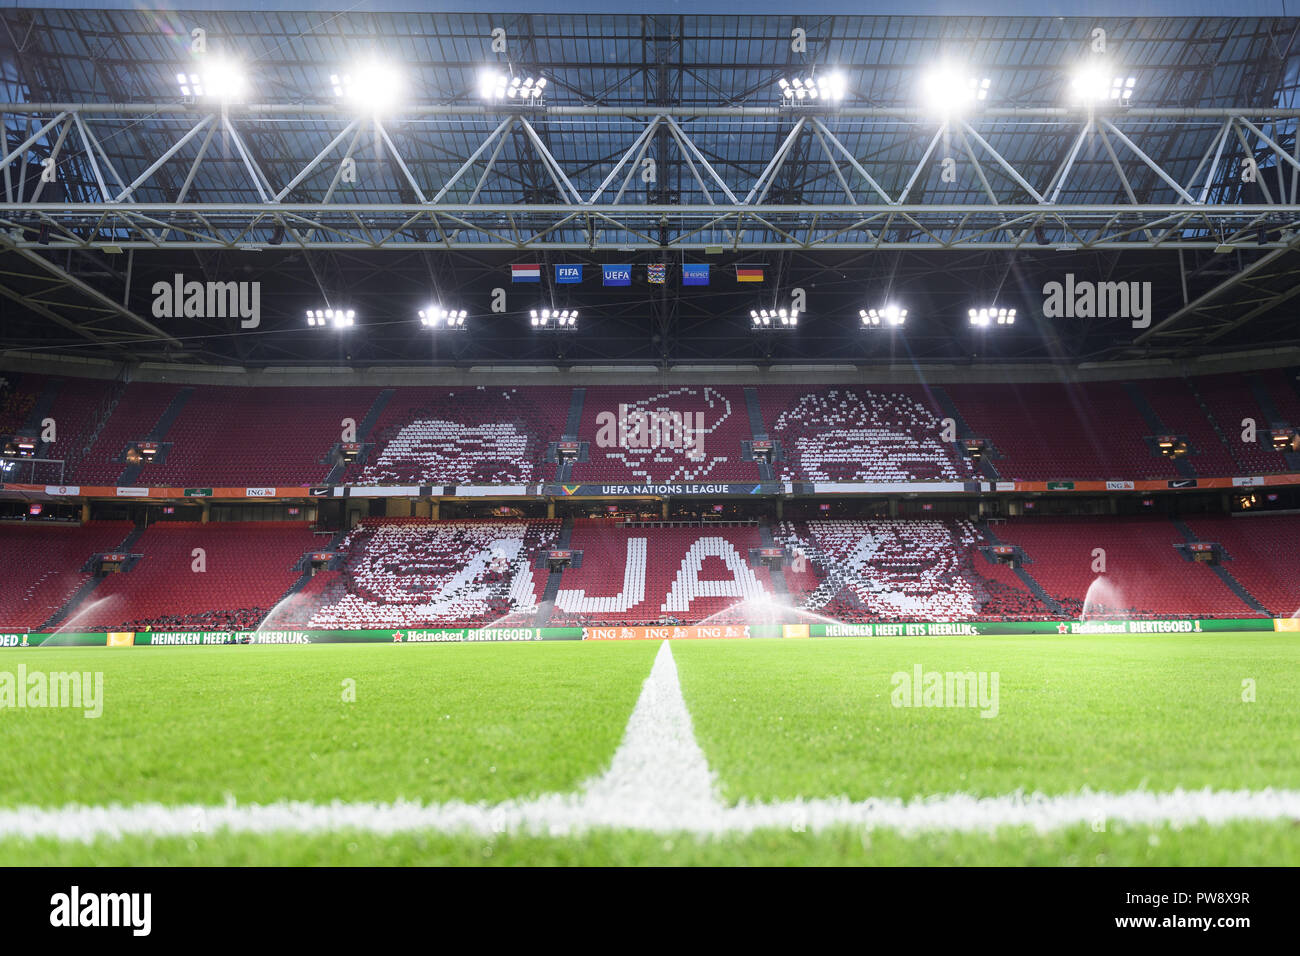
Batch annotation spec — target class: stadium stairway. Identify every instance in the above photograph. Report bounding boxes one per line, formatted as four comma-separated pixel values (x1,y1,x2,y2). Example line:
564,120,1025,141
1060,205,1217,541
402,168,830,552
1124,382,1197,478
533,516,573,625
931,385,1000,480
257,526,351,627
24,377,63,459
325,388,393,483
977,518,1063,614
1185,377,1251,474
1247,375,1300,471
41,519,148,630
743,387,775,481
757,518,792,599
555,388,586,484
1167,516,1269,615
117,386,194,485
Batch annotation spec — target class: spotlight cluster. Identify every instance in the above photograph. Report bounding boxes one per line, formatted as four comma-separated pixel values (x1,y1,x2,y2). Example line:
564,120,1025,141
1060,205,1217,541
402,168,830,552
306,308,356,328
968,307,1016,327
330,62,403,113
1069,67,1136,104
777,73,847,103
418,307,468,328
860,305,907,327
175,59,246,102
750,308,800,328
530,308,578,328
480,71,547,102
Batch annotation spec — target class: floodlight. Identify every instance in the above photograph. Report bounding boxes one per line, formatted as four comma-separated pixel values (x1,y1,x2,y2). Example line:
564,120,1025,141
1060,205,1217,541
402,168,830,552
419,307,468,329
176,58,247,101
920,67,990,114
530,307,577,329
1069,64,1135,105
483,70,546,103
306,308,356,328
779,72,847,104
332,61,403,113
968,307,1015,327
860,305,907,327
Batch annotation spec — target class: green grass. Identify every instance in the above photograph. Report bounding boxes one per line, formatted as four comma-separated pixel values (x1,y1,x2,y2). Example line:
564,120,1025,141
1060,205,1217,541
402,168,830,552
674,635,1300,803
5,822,1299,866
2,633,1298,865
0,642,657,806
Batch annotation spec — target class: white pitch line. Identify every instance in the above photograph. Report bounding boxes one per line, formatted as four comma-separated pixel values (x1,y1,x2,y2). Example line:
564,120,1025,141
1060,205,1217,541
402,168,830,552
3,642,1299,842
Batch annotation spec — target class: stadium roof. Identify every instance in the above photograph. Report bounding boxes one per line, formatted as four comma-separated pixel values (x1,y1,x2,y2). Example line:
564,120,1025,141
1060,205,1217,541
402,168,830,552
2,5,1299,367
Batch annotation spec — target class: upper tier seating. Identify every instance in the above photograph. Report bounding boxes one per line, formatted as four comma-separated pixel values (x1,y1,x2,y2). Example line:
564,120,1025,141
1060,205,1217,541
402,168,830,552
116,386,378,487
568,386,760,484
350,386,569,485
305,518,560,628
0,521,132,629
1189,374,1291,474
760,386,975,482
944,381,1177,481
72,383,183,484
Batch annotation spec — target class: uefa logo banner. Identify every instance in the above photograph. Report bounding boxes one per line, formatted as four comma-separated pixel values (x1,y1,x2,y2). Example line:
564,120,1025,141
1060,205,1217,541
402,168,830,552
602,264,632,286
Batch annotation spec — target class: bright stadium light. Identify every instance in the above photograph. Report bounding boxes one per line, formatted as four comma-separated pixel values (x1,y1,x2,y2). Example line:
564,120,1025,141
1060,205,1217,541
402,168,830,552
920,66,990,115
331,61,403,113
778,71,847,105
968,307,1016,327
530,308,578,329
418,306,468,329
175,57,247,102
1068,64,1135,105
860,305,907,327
480,69,547,103
306,308,356,328
749,306,801,329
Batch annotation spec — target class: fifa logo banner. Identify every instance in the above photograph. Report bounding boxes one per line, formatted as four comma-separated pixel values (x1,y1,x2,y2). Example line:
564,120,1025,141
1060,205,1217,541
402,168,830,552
555,264,583,284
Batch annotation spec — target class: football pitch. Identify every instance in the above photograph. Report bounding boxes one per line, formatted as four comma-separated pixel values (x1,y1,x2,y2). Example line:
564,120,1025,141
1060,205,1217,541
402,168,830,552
1,634,1298,866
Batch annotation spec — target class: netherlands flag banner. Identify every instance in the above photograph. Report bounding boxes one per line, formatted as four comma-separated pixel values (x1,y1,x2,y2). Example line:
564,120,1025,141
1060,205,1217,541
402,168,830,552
511,263,542,283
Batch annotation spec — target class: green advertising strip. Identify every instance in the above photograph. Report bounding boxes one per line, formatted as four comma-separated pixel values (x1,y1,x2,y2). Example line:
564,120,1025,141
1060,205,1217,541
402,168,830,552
808,618,1279,637
2,620,1285,648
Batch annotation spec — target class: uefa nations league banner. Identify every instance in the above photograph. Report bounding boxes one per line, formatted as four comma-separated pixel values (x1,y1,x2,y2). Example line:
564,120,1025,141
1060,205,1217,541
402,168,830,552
1,619,1288,647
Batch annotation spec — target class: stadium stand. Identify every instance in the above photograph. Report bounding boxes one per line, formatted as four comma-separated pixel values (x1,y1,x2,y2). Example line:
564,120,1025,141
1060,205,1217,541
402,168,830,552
761,386,975,482
774,518,994,621
944,382,1178,481
568,385,760,484
349,386,568,485
0,520,133,630
72,521,318,631
549,520,775,624
992,515,1261,618
305,518,560,628
120,386,379,487
71,383,182,484
1182,514,1300,617
1138,377,1241,477
1189,374,1292,473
